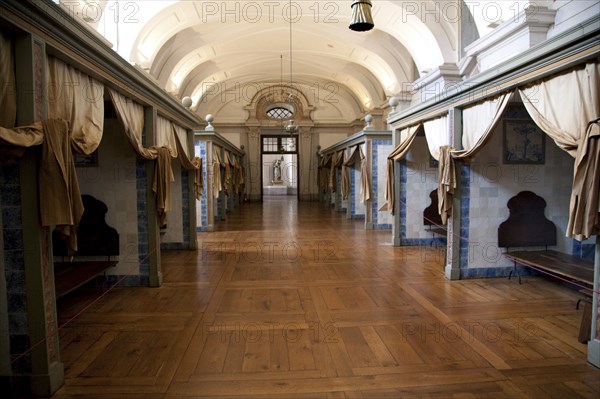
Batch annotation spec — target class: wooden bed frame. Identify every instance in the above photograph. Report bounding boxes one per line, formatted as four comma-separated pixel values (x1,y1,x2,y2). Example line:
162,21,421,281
498,191,594,342
53,195,119,298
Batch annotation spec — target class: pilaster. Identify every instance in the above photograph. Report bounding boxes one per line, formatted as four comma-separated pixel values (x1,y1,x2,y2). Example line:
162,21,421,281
445,108,462,281
144,108,162,287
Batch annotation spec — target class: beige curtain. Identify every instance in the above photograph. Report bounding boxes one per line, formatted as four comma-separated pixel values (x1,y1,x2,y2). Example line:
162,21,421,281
39,119,84,255
359,145,371,203
108,88,158,160
343,145,370,203
156,115,177,157
153,147,174,229
455,93,514,159
0,122,44,147
423,116,449,161
382,124,421,214
342,147,360,200
47,57,103,155
341,151,350,201
212,145,223,199
434,93,513,224
518,62,600,157
329,151,344,193
0,30,16,128
567,119,600,240
223,151,233,195
173,124,203,199
319,154,330,193
232,155,242,194
437,146,456,225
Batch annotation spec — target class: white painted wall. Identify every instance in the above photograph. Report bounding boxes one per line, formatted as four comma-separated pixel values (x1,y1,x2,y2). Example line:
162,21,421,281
76,119,139,276
548,0,600,37
404,137,439,239
161,159,184,244
466,118,575,270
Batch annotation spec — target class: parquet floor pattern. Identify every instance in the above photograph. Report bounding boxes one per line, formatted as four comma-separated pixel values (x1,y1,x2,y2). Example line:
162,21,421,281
53,198,600,398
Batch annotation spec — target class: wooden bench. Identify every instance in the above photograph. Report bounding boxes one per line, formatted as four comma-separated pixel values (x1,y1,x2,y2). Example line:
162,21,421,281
423,190,447,245
53,195,119,298
498,191,594,342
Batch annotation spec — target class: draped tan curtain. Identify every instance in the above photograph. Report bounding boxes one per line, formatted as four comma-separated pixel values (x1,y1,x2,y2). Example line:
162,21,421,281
173,124,203,199
455,93,514,159
435,93,513,224
156,115,177,157
343,145,370,203
212,145,223,199
0,122,44,147
153,147,174,228
423,116,449,161
382,124,422,214
517,63,600,240
518,62,600,157
223,151,233,195
40,119,84,255
232,155,243,195
0,30,16,128
234,154,245,193
341,151,350,200
319,154,331,193
329,151,344,193
47,56,103,155
359,145,371,203
342,147,360,200
567,119,600,240
437,146,456,225
108,88,157,160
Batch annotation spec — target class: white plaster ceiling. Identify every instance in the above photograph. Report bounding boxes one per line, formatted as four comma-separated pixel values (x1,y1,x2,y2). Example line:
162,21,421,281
72,0,513,122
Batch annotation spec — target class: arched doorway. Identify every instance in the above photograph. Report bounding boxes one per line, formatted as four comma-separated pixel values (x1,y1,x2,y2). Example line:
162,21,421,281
261,133,299,199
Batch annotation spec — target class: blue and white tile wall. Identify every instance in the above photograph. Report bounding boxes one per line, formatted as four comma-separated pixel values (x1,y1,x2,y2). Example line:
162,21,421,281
337,168,345,212
195,141,209,231
462,121,575,277
1,160,31,375
349,159,365,219
372,140,393,229
131,158,149,286
399,137,440,245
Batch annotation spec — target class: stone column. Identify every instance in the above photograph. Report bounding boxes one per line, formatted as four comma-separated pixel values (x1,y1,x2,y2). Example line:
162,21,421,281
246,127,261,201
445,108,462,281
298,126,318,201
392,129,402,246
13,34,63,397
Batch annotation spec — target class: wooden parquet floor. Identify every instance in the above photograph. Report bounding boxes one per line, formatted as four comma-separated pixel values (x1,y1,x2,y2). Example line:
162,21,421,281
53,197,600,398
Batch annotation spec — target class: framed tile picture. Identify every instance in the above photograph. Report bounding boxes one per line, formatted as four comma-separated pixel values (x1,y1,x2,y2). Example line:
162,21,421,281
74,150,98,167
503,118,545,164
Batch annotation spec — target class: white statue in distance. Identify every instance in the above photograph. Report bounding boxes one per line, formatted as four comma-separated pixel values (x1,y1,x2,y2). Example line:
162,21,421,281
272,157,283,185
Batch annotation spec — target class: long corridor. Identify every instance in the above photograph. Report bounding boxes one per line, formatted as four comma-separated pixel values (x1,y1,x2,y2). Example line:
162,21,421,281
54,198,600,398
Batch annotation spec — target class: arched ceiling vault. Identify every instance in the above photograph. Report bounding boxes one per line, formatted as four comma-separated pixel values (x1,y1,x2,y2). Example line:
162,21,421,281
87,0,474,121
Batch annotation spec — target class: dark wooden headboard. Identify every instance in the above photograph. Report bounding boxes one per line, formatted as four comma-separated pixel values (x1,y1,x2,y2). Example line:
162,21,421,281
423,190,443,227
53,195,120,257
498,191,556,249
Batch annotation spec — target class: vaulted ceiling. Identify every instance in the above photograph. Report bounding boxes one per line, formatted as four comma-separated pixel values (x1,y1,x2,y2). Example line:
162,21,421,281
75,0,522,123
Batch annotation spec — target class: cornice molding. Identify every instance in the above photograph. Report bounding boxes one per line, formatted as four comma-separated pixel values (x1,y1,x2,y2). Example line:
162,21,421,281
194,130,245,157
320,130,392,155
388,15,600,130
0,0,202,129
